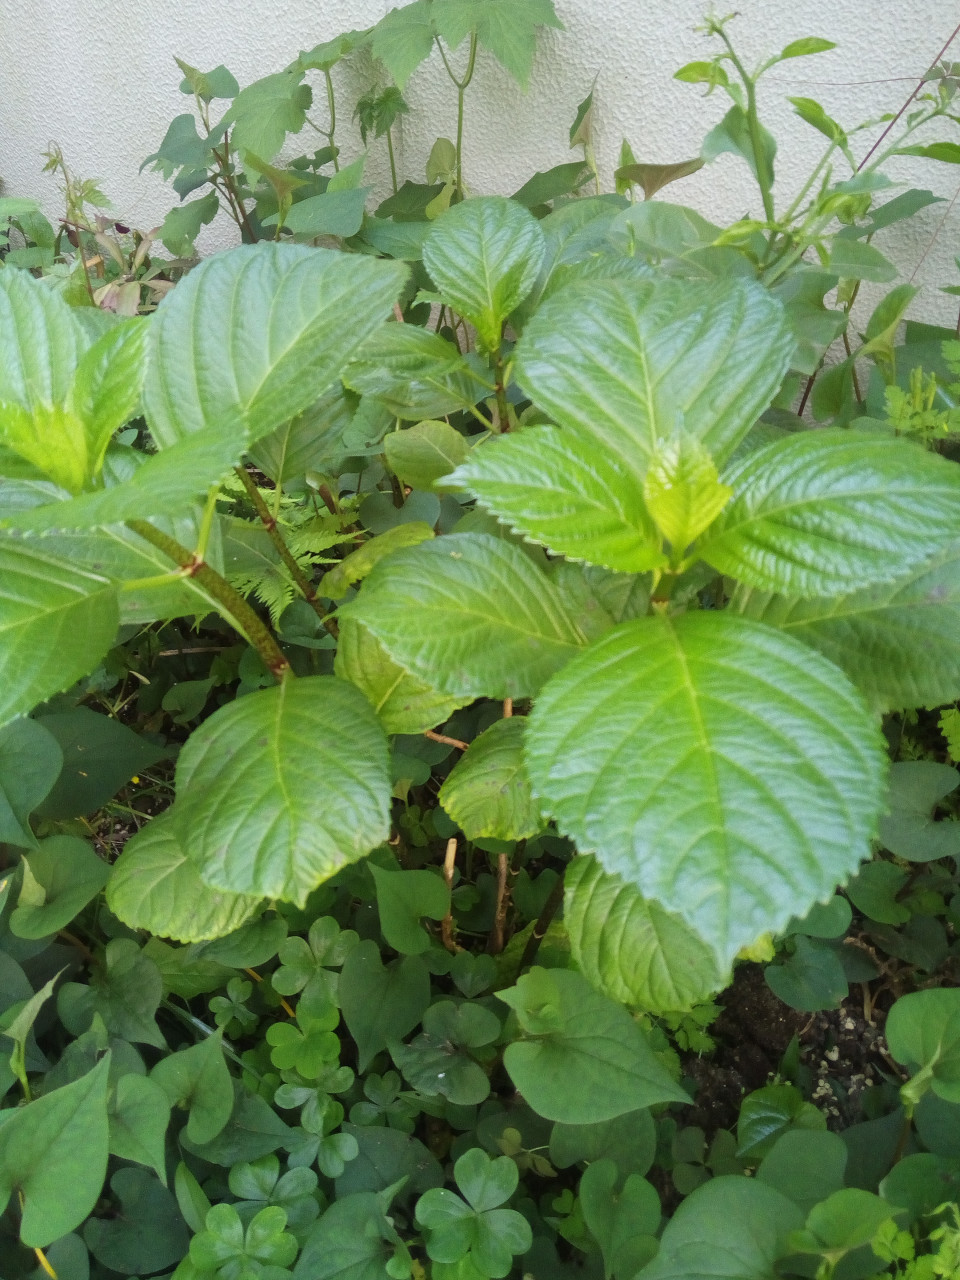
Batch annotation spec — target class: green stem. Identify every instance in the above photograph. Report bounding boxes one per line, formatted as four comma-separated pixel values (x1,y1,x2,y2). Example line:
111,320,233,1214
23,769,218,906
518,873,565,971
717,30,775,223
126,519,292,679
324,70,339,169
493,352,511,431
386,126,398,195
234,467,335,632
437,33,478,197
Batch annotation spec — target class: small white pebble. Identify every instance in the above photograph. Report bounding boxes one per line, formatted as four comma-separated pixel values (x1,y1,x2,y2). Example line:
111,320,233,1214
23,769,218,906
825,1046,840,1062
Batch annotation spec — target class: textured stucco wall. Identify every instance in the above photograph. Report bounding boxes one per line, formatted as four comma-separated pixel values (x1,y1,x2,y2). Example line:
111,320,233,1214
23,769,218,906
2,0,959,324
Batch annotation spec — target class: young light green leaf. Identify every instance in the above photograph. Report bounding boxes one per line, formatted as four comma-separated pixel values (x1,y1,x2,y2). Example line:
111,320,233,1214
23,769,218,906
323,523,435,600
143,242,407,448
788,97,847,147
497,968,689,1123
0,1055,110,1247
10,836,109,939
564,855,727,1014
701,431,960,598
174,675,391,905
334,615,471,734
514,277,794,469
449,425,665,573
341,532,587,699
70,318,149,477
223,71,311,162
0,262,85,411
439,717,541,840
526,611,886,964
779,37,836,59
385,420,471,492
422,197,546,351
106,809,262,943
0,539,118,728
643,432,732,553
733,542,960,713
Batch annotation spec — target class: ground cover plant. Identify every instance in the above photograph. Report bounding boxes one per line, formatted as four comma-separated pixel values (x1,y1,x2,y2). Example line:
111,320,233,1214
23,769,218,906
3,4,960,1277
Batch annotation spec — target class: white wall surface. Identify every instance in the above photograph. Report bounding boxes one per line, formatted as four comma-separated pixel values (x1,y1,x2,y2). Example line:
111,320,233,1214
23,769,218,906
2,0,960,324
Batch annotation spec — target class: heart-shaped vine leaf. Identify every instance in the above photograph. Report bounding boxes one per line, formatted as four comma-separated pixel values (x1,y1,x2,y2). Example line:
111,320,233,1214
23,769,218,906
439,717,542,841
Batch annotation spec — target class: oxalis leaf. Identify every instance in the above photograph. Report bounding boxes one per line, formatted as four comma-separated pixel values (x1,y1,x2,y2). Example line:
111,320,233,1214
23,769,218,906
525,611,886,964
496,968,688,1123
700,430,960,597
172,675,391,905
513,276,794,471
341,532,587,699
564,855,727,1014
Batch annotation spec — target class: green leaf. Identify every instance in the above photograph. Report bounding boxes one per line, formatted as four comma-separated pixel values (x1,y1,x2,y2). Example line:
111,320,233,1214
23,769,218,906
789,97,847,146
733,542,960,712
0,1055,110,1247
549,1108,657,1175
613,158,704,200
803,1188,893,1253
511,162,593,208
433,0,562,87
416,1148,533,1277
294,1190,409,1279
223,71,311,162
780,37,836,59
438,717,541,840
422,197,546,351
158,191,220,256
108,1076,172,1183
10,836,109,939
334,616,470,735
269,188,369,238
143,242,407,448
886,988,960,1105
737,1083,826,1162
370,0,436,89
896,142,960,165
636,1176,802,1280
62,939,166,1048
0,262,85,412
297,30,368,72
177,57,239,100
85,1167,188,1275
172,675,390,905
700,431,960,598
448,425,665,574
35,707,169,819
579,1159,659,1280
339,943,431,1072
564,855,727,1014
70,318,149,477
764,936,848,1012
385,420,471,491
0,540,118,729
369,866,450,955
878,762,960,862
272,916,358,1004
525,611,886,964
757,1130,847,1216
497,968,689,1123
324,523,437,599
391,1000,499,1106
0,717,62,848
341,532,587,699
827,238,897,282
702,104,777,185
152,1029,234,1144
346,325,492,421
181,1081,292,1166
106,809,262,943
643,432,732,553
514,277,793,471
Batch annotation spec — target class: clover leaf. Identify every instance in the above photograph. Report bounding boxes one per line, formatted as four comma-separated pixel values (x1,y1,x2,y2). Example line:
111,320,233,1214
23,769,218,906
415,1148,532,1279
189,1203,298,1280
228,1154,322,1240
271,917,359,1007
265,1001,340,1078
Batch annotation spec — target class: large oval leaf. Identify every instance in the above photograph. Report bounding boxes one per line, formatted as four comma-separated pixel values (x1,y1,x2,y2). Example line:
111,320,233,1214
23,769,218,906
514,276,794,469
422,196,545,351
0,265,85,411
173,675,391,904
143,242,408,446
564,855,727,1013
107,810,262,942
525,611,886,963
341,532,587,699
701,430,960,597
733,544,960,713
0,539,119,728
449,424,664,573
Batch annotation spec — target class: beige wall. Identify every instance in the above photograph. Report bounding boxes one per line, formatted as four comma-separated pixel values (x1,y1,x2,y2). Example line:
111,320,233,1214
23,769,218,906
3,1,959,324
